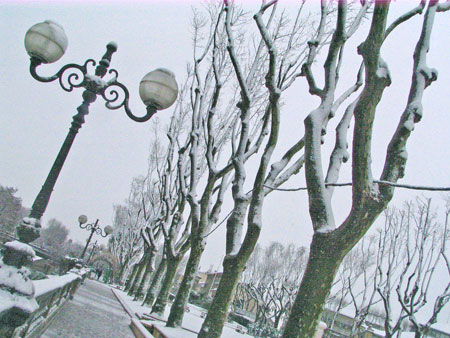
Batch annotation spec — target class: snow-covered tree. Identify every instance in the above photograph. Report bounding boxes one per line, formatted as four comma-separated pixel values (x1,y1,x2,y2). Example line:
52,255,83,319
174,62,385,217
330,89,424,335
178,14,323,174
376,198,450,338
282,1,450,336
0,185,28,234
235,242,308,330
194,1,450,337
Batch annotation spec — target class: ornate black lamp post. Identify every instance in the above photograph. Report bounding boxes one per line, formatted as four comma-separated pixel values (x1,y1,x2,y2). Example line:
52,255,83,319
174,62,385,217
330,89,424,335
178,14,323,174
24,20,178,230
0,20,178,336
77,215,113,260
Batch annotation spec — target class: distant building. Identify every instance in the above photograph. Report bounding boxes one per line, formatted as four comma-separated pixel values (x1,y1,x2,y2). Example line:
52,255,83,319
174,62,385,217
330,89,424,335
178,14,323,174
192,272,208,294
201,271,222,299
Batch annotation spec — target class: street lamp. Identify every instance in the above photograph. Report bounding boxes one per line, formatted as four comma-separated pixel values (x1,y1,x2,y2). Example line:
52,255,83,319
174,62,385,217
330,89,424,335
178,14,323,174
0,20,178,335
20,20,178,242
78,215,113,260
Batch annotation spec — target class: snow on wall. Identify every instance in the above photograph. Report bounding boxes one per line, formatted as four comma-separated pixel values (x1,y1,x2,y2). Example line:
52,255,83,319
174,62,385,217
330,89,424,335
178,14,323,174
4,241,36,257
33,273,81,297
0,289,38,314
0,260,35,297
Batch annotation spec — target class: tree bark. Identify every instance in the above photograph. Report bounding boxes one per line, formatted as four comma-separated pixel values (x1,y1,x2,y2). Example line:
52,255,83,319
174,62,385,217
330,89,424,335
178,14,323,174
166,243,204,327
142,258,167,308
282,233,344,338
123,263,138,292
117,255,131,285
198,257,244,338
128,258,147,297
151,256,182,316
134,258,154,301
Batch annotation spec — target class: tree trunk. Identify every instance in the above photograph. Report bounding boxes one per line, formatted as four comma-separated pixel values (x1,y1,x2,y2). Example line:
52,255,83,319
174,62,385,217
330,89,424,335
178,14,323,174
274,313,282,330
166,244,204,327
151,256,182,316
117,264,126,284
198,257,244,338
124,264,138,292
117,256,131,285
129,259,146,297
134,258,154,301
282,233,343,338
142,258,167,308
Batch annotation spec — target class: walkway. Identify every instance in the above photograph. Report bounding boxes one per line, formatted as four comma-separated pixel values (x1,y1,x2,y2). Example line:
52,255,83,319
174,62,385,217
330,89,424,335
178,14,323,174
42,279,134,338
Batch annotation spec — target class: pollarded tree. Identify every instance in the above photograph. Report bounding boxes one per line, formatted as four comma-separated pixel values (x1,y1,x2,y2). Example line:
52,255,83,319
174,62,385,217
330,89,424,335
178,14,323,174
199,1,351,336
110,175,152,284
167,2,275,327
149,93,194,315
198,1,450,337
130,138,167,300
110,200,143,284
282,1,450,337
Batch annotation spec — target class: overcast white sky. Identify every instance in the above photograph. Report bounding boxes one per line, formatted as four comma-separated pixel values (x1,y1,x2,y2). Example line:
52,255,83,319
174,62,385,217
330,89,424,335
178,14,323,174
1,1,449,320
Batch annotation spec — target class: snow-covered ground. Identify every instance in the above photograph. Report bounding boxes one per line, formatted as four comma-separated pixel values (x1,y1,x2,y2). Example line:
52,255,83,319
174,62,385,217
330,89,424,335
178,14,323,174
113,288,254,338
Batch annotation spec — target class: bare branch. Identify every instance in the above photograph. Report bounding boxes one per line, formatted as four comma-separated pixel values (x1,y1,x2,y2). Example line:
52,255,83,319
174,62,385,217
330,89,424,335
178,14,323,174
380,0,440,199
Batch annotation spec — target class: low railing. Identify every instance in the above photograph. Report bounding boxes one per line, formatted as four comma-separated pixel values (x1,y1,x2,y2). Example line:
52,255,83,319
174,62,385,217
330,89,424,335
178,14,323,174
2,269,87,338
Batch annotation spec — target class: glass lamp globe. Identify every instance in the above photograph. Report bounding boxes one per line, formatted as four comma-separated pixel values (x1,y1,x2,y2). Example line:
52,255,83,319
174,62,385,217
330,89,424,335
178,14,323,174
139,68,178,110
25,20,68,63
104,225,114,236
78,215,88,225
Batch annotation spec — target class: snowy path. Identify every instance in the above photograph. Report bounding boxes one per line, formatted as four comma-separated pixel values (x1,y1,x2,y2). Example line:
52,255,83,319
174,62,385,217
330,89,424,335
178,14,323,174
41,279,134,338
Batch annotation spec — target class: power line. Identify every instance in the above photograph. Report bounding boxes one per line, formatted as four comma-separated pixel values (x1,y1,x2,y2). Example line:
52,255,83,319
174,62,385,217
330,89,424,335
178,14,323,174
203,180,450,238
264,181,450,192
202,210,233,238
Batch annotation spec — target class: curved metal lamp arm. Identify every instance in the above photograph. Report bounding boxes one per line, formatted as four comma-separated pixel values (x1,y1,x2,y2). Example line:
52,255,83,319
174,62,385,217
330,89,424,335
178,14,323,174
97,227,108,237
79,222,92,230
30,56,95,92
102,75,157,122
30,54,157,123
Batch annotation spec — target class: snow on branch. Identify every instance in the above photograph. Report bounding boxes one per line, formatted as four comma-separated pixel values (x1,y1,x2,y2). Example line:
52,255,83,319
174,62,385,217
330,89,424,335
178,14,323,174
325,98,357,195
380,0,440,200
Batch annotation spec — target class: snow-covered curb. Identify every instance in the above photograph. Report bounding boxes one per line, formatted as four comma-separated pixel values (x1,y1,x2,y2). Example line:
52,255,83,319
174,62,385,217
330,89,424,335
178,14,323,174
112,288,254,338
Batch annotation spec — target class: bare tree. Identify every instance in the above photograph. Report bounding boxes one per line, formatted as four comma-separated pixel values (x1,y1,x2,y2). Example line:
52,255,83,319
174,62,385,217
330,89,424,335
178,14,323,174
0,185,28,234
167,2,271,327
235,242,308,331
191,1,450,337
280,1,450,336
324,234,379,337
148,93,194,315
198,1,316,336
376,198,450,338
109,187,144,284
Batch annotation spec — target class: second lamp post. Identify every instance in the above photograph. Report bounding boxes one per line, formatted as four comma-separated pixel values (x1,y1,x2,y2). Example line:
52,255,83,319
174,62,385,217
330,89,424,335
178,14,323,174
78,215,113,260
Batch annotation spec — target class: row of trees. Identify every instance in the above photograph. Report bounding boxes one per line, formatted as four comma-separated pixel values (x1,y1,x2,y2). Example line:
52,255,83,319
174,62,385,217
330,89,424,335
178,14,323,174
107,1,449,337
235,242,308,331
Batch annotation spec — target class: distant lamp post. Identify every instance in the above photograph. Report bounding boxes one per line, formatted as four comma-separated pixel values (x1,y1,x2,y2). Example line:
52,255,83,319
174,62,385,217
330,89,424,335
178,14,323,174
78,215,113,260
86,240,98,265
